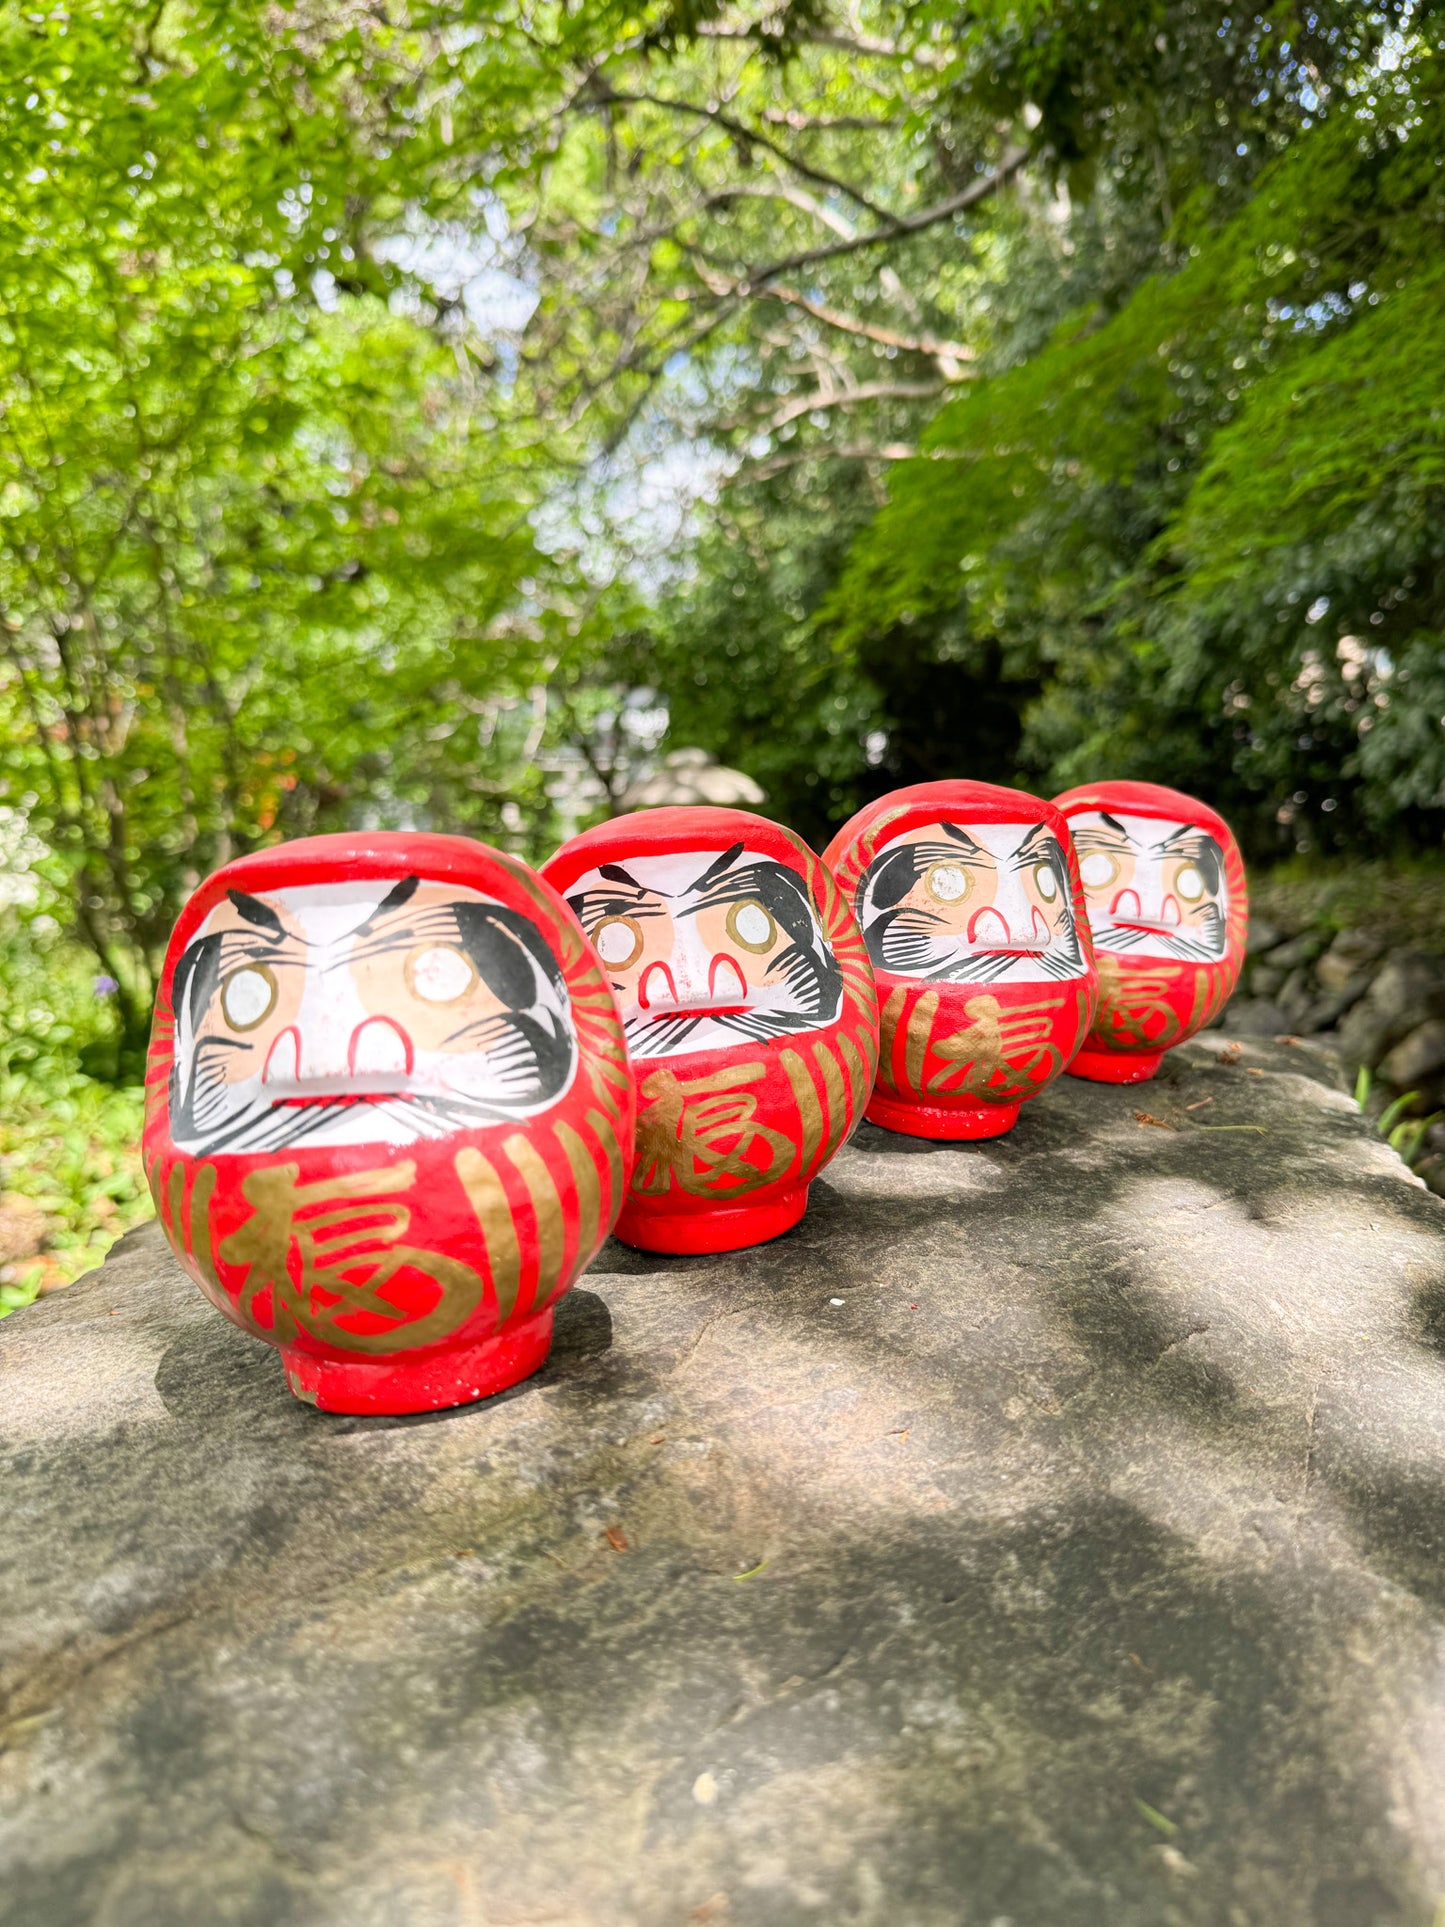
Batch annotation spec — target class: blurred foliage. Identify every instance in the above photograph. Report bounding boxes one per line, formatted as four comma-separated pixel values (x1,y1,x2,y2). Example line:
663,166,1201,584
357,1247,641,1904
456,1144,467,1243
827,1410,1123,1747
0,920,147,1313
820,8,1445,855
1250,857,1445,954
0,1,649,1060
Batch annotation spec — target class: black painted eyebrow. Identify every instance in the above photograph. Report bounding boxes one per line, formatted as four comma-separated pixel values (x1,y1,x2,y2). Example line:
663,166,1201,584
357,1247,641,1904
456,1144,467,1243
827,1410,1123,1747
1156,826,1216,856
1013,822,1054,860
348,904,467,962
567,887,667,921
355,875,421,932
897,836,992,868
225,890,286,939
600,863,647,891
939,823,986,855
686,842,746,895
1099,813,1134,840
1074,816,1132,846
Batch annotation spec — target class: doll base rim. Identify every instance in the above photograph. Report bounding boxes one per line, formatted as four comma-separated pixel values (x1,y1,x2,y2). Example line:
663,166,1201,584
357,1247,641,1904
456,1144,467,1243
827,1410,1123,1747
1067,1045,1166,1085
614,1185,809,1255
281,1308,555,1416
863,1092,1021,1141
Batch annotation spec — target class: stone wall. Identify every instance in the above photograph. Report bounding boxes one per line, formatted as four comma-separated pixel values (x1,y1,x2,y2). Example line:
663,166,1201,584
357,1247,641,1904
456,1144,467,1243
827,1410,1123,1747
1217,920,1445,1194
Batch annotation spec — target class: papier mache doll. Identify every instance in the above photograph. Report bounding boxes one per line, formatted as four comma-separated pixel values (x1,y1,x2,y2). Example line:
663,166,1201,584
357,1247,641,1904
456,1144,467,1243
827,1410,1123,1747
823,781,1098,1139
542,808,880,1254
1053,780,1247,1083
143,832,634,1415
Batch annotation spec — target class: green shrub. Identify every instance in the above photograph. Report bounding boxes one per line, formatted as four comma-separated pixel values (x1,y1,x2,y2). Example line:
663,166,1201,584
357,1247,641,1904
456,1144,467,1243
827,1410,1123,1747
0,922,151,1316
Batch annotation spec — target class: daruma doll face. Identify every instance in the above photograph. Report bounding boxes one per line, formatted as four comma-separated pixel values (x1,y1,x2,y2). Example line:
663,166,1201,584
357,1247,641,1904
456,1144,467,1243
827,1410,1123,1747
144,833,633,1414
823,782,1097,1140
543,809,880,1255
1054,781,1247,1083
855,818,1084,986
562,843,844,1059
168,876,578,1154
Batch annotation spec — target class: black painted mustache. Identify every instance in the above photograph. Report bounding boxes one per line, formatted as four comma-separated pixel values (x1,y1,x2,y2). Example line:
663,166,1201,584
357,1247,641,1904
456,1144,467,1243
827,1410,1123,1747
171,1010,573,1155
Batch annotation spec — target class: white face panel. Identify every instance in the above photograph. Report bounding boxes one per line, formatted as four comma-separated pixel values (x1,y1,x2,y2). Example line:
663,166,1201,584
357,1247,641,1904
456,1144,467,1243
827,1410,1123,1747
564,843,842,1060
169,876,576,1154
855,819,1085,985
1068,812,1228,962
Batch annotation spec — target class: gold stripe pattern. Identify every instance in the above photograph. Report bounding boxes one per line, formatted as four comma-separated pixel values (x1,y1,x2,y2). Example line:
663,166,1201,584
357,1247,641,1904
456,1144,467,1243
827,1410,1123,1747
556,1120,603,1263
454,1146,522,1322
837,1029,869,1136
813,1039,850,1168
503,1132,566,1316
782,1047,824,1174
186,1162,219,1285
905,990,938,1095
587,1106,624,1226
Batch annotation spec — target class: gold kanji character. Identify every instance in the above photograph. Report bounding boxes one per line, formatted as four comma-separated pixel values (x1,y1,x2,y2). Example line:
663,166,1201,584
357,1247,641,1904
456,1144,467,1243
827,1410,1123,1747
632,1061,793,1199
926,993,1065,1102
222,1160,483,1353
1095,956,1185,1049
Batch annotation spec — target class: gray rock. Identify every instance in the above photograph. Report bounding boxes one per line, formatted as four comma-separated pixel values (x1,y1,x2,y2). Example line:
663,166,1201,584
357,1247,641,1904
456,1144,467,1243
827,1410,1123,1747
1245,917,1287,956
1249,963,1285,999
1337,949,1445,1070
1216,996,1292,1036
622,749,765,810
1380,1019,1445,1092
1294,967,1378,1038
7,1042,1445,1927
1315,929,1384,992
1277,966,1317,1026
1265,932,1327,972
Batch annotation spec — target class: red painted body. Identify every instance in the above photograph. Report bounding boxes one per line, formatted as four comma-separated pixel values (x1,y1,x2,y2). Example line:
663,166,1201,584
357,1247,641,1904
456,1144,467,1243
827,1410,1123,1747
143,833,633,1415
823,782,1098,1139
543,808,880,1254
1053,781,1248,1082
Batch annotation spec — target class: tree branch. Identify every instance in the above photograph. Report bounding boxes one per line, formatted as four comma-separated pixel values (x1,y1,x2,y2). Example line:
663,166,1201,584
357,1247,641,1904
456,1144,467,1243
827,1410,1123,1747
734,379,946,435
693,23,953,71
757,283,974,368
737,442,971,481
732,145,1030,290
734,442,921,481
587,86,897,223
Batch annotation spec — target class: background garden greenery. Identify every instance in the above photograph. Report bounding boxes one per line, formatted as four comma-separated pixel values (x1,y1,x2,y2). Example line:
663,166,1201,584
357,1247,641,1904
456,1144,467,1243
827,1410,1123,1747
1,0,1442,1301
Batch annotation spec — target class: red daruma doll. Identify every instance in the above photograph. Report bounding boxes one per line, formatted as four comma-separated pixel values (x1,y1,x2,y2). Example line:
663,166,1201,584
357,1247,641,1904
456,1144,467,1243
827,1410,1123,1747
143,833,633,1415
542,809,880,1254
824,782,1097,1139
1054,781,1247,1083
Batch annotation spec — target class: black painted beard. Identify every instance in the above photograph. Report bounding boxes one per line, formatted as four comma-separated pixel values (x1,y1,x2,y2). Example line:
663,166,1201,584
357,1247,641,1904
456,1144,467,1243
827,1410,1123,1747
866,916,1084,984
623,999,834,1058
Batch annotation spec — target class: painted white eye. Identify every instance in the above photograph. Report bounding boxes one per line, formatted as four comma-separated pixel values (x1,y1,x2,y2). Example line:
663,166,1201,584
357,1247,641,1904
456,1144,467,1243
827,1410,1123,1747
1033,862,1059,902
1079,852,1117,890
925,862,970,904
1175,864,1206,902
220,965,276,1032
407,944,476,1004
593,916,644,970
726,899,777,953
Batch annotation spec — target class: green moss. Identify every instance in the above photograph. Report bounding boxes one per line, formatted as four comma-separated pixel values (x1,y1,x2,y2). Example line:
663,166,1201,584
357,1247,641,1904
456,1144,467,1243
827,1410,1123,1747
1249,856,1445,951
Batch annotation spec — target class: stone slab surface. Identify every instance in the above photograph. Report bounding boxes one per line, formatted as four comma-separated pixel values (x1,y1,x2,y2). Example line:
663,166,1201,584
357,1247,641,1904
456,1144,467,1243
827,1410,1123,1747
5,1039,1445,1927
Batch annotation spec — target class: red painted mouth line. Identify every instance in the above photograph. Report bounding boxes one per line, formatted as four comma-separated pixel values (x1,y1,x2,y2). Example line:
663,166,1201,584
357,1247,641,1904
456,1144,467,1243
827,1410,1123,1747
645,1004,749,1019
273,1092,415,1108
1113,920,1184,935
